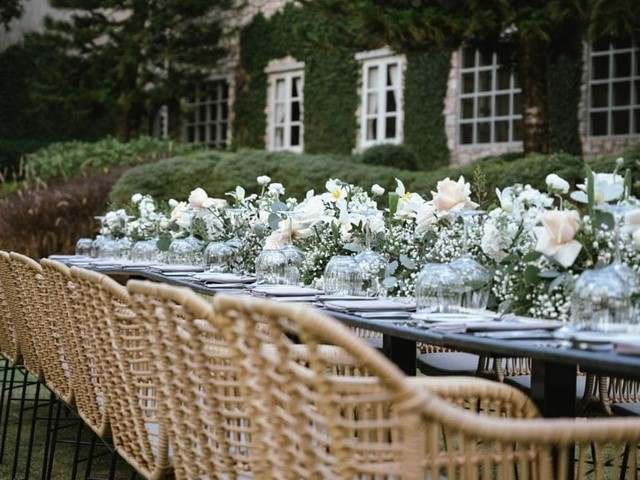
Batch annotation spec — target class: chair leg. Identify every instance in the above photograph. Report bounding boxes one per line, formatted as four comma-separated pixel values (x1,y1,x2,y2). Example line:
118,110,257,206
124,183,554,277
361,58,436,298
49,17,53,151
42,395,62,480
83,432,98,480
0,358,10,432
70,418,85,480
23,380,43,477
10,370,30,479
0,364,20,462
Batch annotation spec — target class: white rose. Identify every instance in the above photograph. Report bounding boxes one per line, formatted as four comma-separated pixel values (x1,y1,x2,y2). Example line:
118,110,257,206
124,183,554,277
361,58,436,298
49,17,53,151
371,184,385,196
168,199,178,208
570,173,624,204
189,187,210,209
545,174,569,194
415,202,437,234
131,193,143,204
292,196,329,237
268,183,285,196
257,175,271,186
432,176,478,213
534,210,582,268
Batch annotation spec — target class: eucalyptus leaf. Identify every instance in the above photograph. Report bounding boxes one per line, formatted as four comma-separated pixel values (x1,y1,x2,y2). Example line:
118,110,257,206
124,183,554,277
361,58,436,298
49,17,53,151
521,251,542,263
271,201,288,212
500,253,519,264
387,260,398,275
383,277,398,288
549,273,568,292
399,254,417,270
268,212,281,230
388,193,399,217
344,243,360,253
538,269,560,279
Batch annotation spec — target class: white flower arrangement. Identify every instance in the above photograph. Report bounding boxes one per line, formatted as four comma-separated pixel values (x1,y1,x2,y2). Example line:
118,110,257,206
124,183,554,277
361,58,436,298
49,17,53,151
97,163,640,321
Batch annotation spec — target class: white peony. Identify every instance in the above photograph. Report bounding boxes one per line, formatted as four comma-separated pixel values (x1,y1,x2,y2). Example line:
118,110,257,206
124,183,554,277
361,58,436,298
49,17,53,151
188,188,210,209
431,176,478,213
415,202,437,234
570,173,624,204
394,178,425,219
131,193,143,204
268,182,285,196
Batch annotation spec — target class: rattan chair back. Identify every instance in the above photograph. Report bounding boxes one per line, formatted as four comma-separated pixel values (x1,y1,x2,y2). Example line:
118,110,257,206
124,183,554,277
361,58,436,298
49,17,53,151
0,251,21,364
8,252,45,379
69,267,172,479
127,279,248,479
213,293,640,480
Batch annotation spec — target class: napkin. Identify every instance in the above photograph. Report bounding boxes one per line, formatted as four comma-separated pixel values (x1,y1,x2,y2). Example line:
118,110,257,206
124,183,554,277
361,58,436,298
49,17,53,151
614,337,640,356
191,272,256,284
148,264,204,273
250,285,323,297
322,299,416,313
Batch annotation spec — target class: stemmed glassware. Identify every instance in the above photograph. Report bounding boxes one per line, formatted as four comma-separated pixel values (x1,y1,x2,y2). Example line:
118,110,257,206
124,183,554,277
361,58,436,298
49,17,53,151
166,222,203,266
224,207,245,273
278,210,305,285
448,210,492,311
130,214,163,263
354,210,388,297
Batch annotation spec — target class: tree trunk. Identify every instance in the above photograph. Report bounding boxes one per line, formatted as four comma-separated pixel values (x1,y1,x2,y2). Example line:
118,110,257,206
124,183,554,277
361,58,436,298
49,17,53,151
518,36,550,154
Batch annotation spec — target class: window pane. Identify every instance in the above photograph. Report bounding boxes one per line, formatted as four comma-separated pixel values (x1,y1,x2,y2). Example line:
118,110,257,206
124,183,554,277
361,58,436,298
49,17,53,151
461,98,474,119
275,79,286,100
615,52,632,77
496,67,511,90
220,124,227,145
478,70,492,92
291,101,300,122
591,111,608,135
512,120,523,141
366,119,377,140
613,110,630,134
187,126,195,142
386,90,397,113
591,84,609,108
209,104,218,121
274,127,284,147
292,76,301,98
460,123,473,144
477,122,491,143
199,105,207,121
592,56,609,80
387,63,398,87
385,116,396,139
495,120,509,142
613,81,631,106
221,102,228,120
479,50,492,67
198,125,206,140
478,96,491,117
613,37,632,49
513,93,521,115
367,93,378,115
209,125,218,143
462,73,475,94
635,109,640,133
636,80,640,105
275,104,285,124
592,38,610,52
291,126,300,146
495,94,510,116
186,110,195,123
221,82,229,99
367,66,379,89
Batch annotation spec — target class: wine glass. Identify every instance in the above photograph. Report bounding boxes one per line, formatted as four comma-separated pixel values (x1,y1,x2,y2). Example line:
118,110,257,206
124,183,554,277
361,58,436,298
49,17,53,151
255,249,289,285
75,238,93,257
224,208,245,273
166,223,203,266
570,268,633,333
204,241,235,273
354,210,388,297
91,216,109,258
448,210,492,311
130,214,162,263
414,262,462,314
278,210,305,285
323,255,363,296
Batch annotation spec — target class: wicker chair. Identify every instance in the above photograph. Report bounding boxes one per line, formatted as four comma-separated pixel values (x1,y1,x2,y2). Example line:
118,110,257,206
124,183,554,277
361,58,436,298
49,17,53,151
598,376,640,416
212,293,640,479
126,280,251,479
69,266,172,479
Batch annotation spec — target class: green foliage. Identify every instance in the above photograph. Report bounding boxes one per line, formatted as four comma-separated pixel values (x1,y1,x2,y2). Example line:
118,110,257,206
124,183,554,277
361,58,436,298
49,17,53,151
404,50,451,167
108,148,624,208
361,144,418,171
24,136,201,184
234,4,359,154
31,0,241,139
0,0,23,28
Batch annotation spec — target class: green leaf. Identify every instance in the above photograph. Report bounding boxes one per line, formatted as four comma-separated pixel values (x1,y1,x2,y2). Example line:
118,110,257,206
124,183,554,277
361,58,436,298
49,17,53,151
538,269,560,279
524,265,542,285
156,235,171,252
500,253,519,264
388,193,399,217
586,165,595,220
521,251,542,263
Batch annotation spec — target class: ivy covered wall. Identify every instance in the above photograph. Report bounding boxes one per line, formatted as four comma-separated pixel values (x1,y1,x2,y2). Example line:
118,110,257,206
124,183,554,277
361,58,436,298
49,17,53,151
233,3,452,166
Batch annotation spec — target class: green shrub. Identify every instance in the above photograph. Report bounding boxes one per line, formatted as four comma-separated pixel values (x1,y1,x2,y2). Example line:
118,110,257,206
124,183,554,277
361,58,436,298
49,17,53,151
24,136,203,184
361,144,419,171
0,139,49,180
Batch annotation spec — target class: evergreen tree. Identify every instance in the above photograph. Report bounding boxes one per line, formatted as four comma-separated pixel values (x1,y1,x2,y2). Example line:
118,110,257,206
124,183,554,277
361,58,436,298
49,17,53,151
1,0,25,29
30,0,245,139
300,0,639,155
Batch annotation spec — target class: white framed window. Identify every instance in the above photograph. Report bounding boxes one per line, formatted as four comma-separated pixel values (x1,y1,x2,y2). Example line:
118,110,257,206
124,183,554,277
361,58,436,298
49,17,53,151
458,47,522,145
184,79,229,148
266,59,304,152
356,49,404,149
588,38,640,137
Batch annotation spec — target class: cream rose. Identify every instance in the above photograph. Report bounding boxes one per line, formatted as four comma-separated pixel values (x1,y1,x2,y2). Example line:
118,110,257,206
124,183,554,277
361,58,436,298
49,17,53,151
432,176,478,213
188,188,210,209
545,174,569,194
415,202,437,234
534,210,582,268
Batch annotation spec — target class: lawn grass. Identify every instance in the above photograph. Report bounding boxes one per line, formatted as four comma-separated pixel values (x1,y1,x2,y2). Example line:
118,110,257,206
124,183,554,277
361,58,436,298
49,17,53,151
0,362,136,480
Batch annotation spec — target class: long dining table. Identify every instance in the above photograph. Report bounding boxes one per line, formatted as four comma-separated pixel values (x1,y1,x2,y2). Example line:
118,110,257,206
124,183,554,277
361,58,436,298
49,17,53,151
61,259,640,421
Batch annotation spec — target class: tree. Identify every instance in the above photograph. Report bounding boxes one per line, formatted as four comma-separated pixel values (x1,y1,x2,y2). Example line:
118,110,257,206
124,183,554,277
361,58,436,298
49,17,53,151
1,0,25,29
30,0,245,140
299,0,640,155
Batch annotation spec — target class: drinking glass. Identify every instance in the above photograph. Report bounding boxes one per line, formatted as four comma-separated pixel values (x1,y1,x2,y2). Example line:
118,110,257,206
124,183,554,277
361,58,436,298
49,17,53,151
449,210,492,310
255,249,289,285
204,241,235,273
414,262,462,313
130,239,160,262
166,226,204,265
323,256,363,296
75,238,93,257
570,268,633,333
354,210,388,297
278,210,305,285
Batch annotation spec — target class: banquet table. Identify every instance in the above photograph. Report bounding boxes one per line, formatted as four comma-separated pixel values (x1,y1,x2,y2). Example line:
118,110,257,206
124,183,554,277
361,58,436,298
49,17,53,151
61,260,640,420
